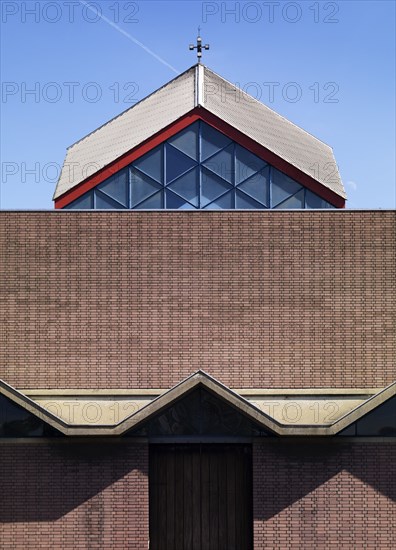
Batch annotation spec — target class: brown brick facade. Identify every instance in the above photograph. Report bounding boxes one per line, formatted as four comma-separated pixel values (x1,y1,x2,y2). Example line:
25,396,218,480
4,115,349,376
1,211,394,390
253,441,396,549
1,441,394,549
0,442,149,549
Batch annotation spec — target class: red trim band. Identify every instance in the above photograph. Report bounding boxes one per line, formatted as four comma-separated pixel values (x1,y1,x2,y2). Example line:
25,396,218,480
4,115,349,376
55,107,345,209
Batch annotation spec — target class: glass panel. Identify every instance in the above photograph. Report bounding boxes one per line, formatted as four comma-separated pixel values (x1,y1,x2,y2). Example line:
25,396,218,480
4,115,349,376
201,168,232,207
274,189,304,209
200,122,232,161
305,189,334,209
125,389,265,437
0,394,62,437
95,190,126,209
133,145,163,183
133,191,163,209
337,424,356,436
237,167,269,206
271,168,302,207
356,397,396,436
130,168,162,207
235,144,267,184
167,167,199,206
165,144,197,183
165,190,196,209
202,144,234,183
235,189,265,209
97,169,128,206
65,191,93,209
204,190,234,210
168,121,199,161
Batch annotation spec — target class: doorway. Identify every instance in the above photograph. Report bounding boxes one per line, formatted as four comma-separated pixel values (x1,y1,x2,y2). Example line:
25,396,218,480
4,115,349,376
149,443,253,550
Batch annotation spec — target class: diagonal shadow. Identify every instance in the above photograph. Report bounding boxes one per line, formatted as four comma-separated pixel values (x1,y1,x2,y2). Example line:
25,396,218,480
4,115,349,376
347,442,396,503
0,441,148,523
1,439,394,525
253,440,396,522
1,387,395,526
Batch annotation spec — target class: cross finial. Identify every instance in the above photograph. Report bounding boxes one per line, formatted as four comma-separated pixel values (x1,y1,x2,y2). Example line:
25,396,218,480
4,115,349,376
189,28,209,64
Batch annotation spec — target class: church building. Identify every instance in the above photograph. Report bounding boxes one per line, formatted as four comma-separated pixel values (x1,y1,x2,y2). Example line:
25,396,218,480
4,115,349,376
1,59,395,549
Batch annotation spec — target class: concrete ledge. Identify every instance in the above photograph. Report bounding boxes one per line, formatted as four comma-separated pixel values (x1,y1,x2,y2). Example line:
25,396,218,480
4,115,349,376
1,372,395,437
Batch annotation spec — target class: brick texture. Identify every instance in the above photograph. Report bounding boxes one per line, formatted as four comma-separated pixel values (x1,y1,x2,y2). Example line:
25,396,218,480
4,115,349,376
1,441,394,549
0,442,149,550
0,210,395,390
253,442,396,549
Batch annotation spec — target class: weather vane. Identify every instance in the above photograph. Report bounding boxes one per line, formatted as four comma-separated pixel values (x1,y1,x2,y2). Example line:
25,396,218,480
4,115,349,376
189,27,209,63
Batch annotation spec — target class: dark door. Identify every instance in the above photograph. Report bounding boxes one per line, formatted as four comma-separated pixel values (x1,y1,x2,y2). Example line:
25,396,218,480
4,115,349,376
149,444,253,550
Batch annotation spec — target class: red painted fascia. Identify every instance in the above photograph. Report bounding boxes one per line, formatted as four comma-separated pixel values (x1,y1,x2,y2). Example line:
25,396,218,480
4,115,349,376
199,109,345,208
55,107,345,208
55,111,200,209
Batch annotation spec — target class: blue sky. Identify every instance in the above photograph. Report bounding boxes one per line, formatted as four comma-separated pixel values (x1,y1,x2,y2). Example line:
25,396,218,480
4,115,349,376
1,0,395,209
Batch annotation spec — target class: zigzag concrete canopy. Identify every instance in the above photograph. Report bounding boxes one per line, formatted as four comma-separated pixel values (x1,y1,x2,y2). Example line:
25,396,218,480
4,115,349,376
1,372,395,437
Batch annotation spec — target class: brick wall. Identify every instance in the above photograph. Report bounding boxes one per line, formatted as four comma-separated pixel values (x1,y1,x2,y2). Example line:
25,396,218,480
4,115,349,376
0,442,149,550
253,441,396,549
0,211,395,390
1,441,394,549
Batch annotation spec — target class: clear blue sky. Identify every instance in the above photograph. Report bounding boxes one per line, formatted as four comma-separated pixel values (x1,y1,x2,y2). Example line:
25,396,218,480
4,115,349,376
1,0,395,209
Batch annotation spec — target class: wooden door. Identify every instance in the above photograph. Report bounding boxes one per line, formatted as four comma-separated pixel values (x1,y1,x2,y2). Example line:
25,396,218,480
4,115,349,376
149,444,253,550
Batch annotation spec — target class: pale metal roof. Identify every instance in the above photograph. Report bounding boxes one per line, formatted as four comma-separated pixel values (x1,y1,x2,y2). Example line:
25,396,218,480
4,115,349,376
54,64,346,200
54,67,196,199
203,67,346,199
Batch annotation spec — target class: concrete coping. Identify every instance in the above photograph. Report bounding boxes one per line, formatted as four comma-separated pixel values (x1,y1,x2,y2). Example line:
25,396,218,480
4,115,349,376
1,373,395,437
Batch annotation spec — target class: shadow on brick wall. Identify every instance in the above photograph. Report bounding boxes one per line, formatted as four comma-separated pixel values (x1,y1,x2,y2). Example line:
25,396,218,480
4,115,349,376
253,441,396,521
1,440,394,524
0,442,148,522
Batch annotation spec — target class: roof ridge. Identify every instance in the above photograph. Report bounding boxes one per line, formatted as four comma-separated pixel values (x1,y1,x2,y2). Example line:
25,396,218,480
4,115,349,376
67,65,197,151
54,63,346,202
203,65,333,150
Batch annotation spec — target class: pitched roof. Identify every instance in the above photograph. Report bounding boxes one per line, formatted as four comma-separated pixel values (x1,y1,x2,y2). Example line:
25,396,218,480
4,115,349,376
54,64,346,201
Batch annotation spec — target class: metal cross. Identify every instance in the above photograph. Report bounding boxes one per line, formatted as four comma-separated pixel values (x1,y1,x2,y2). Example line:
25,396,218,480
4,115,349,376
189,27,209,63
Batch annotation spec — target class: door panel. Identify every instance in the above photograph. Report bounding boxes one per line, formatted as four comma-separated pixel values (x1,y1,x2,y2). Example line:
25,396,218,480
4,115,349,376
149,444,252,550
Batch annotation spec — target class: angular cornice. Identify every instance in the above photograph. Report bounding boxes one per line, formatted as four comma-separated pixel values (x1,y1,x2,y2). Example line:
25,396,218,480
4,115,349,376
1,372,395,437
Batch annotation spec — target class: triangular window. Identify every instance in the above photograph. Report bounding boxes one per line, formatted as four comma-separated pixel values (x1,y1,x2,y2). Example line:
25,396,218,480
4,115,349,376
0,394,62,438
64,121,336,211
125,388,270,437
338,396,396,437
